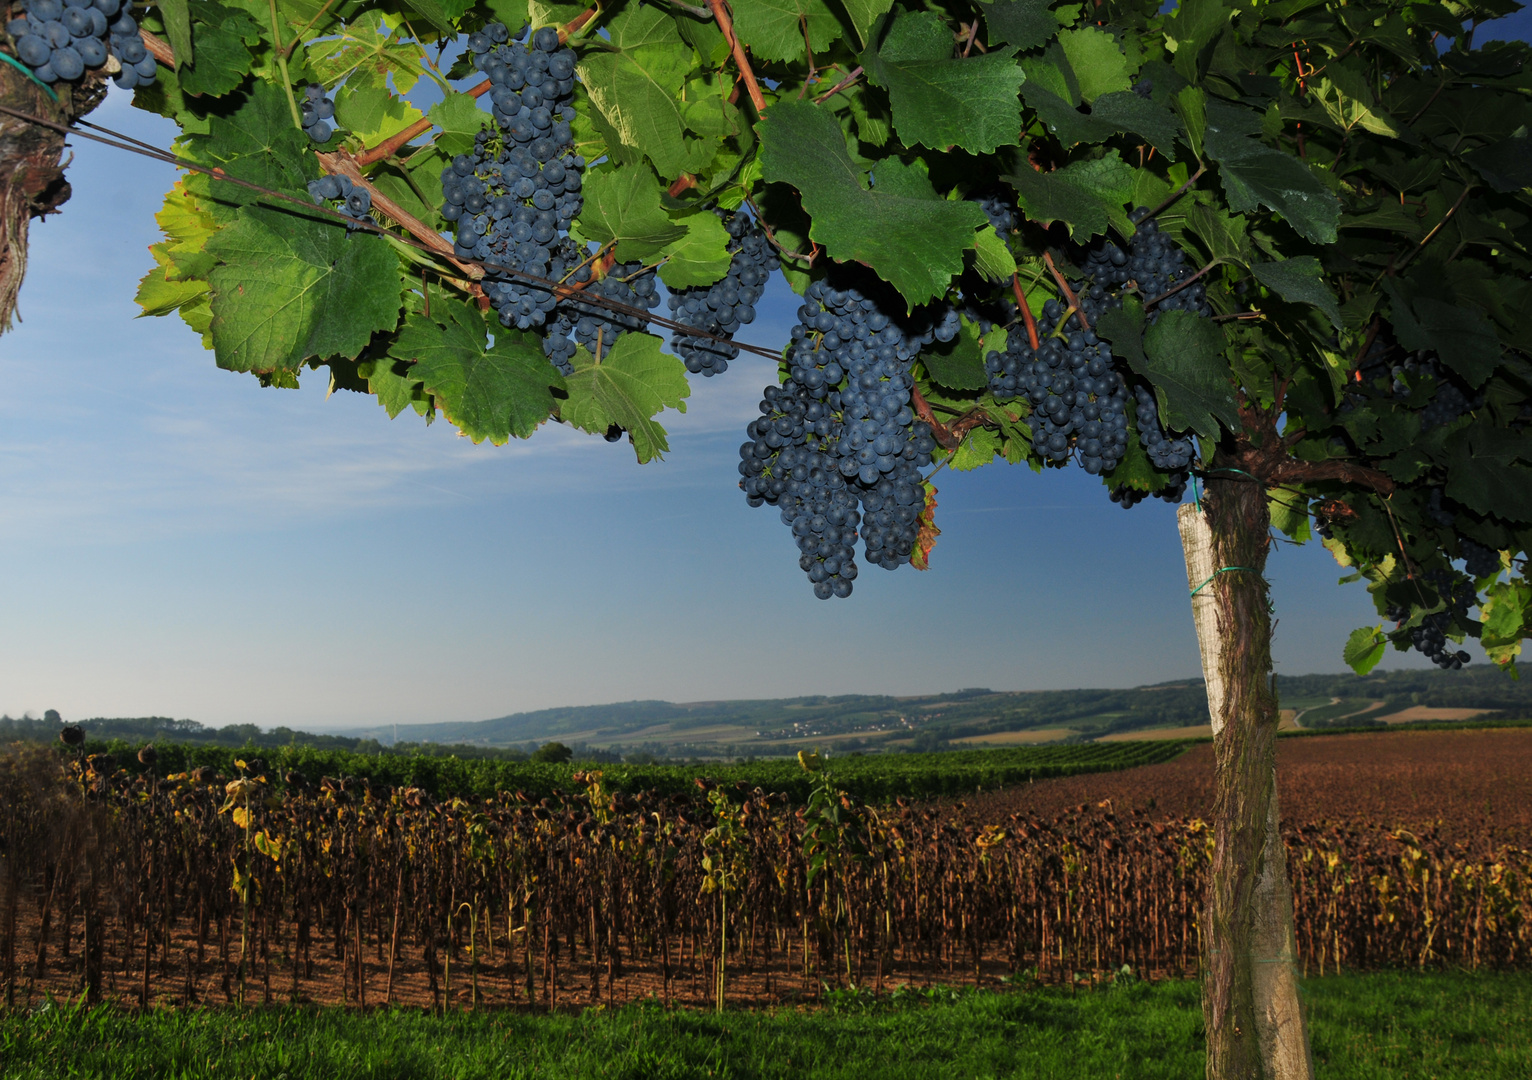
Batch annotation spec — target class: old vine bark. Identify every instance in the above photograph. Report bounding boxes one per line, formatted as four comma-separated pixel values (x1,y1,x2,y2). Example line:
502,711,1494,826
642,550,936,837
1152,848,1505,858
0,21,108,332
1200,462,1314,1080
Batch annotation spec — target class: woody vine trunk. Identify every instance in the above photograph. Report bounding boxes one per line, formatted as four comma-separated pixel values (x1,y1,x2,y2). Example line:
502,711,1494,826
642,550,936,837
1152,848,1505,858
1200,464,1313,1080
0,22,106,333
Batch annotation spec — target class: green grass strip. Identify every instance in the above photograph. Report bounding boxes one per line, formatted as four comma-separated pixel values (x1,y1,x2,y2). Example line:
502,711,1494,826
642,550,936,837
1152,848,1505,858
1,971,1526,1079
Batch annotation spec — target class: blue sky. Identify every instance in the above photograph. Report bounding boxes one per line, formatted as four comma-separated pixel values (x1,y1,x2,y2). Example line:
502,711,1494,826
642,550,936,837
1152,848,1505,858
6,12,1527,730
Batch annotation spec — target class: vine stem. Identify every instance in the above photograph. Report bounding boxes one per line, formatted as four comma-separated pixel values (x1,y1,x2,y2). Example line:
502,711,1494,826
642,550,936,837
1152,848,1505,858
1042,252,1089,331
813,65,862,104
1010,272,1041,350
708,0,767,113
1143,165,1206,223
267,0,306,133
315,149,484,283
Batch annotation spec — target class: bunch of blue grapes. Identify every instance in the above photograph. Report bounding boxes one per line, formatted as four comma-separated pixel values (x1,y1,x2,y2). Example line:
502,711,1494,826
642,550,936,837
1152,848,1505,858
739,383,862,599
1132,385,1194,471
1386,570,1476,669
985,298,1131,475
440,23,583,342
667,211,774,376
555,257,662,361
1460,537,1501,580
7,0,151,86
740,277,943,597
972,190,1016,243
300,83,336,143
1075,209,1212,325
306,174,371,229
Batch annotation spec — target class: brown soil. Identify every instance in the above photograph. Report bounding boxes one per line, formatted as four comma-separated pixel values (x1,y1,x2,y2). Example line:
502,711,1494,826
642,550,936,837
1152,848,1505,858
948,727,1532,842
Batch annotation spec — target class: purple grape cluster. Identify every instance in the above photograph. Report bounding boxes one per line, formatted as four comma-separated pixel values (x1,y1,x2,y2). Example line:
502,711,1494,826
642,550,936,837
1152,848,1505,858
6,0,151,87
306,173,372,230
666,211,774,376
301,83,336,144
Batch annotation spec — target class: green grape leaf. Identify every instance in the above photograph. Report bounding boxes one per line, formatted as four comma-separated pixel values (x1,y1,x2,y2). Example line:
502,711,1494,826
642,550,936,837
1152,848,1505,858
579,167,689,261
949,427,1002,470
1385,282,1503,388
1166,0,1231,82
428,92,491,158
657,212,734,289
151,181,220,282
181,83,315,222
176,3,261,98
334,82,426,146
1204,99,1340,244
978,0,1058,50
1056,26,1132,104
577,6,694,178
1447,427,1532,520
839,0,897,47
1023,86,1115,147
391,308,562,443
730,0,844,62
402,0,477,35
1465,127,1532,193
1343,626,1387,675
1001,151,1135,239
864,10,1025,155
759,98,987,306
205,206,403,373
305,10,427,94
970,226,1017,282
561,333,691,463
358,356,430,419
1019,41,1079,105
159,0,192,69
1088,92,1181,159
1097,300,1237,440
922,320,989,391
1481,578,1530,670
1251,257,1341,329
136,252,209,318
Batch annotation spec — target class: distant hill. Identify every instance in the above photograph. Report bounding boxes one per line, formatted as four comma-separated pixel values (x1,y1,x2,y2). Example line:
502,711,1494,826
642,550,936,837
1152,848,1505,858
7,665,1527,761
332,665,1532,756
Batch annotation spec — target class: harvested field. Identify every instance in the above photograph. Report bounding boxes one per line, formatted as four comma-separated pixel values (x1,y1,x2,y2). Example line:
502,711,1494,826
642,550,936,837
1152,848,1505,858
1370,706,1498,725
955,727,1532,842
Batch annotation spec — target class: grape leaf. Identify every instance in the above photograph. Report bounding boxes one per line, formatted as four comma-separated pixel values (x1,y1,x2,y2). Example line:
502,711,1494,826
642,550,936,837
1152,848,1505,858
401,0,477,35
1385,281,1502,388
1251,257,1342,329
578,167,689,261
206,206,403,373
305,10,426,94
1097,300,1237,440
730,0,844,63
1465,127,1532,193
176,3,260,97
1204,99,1341,244
181,84,315,223
561,333,691,463
922,320,989,391
1088,92,1181,159
577,6,693,178
159,0,192,69
1056,26,1132,104
357,356,430,419
839,0,897,47
1447,427,1532,520
970,226,1016,282
136,251,210,319
949,427,1002,470
1343,626,1387,675
390,307,562,443
657,212,734,289
977,0,1058,50
864,10,1025,155
335,82,427,146
1166,0,1231,82
428,92,491,158
759,99,987,306
1001,151,1135,239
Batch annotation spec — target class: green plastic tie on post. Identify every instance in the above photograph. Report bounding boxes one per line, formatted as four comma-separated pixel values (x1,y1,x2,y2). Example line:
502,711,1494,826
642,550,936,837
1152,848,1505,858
0,53,60,103
1190,566,1258,597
